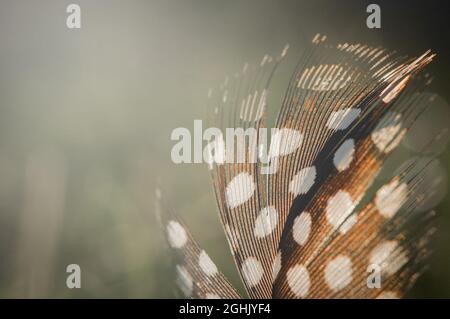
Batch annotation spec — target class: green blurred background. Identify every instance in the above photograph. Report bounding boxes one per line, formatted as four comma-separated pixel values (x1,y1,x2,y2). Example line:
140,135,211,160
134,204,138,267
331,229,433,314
0,0,449,298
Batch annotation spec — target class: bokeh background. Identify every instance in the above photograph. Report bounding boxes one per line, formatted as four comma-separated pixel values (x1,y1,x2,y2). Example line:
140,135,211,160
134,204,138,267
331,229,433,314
0,0,449,298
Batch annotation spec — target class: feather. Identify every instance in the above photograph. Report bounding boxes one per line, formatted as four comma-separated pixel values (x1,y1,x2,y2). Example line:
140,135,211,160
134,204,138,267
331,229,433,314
155,189,240,299
159,34,447,299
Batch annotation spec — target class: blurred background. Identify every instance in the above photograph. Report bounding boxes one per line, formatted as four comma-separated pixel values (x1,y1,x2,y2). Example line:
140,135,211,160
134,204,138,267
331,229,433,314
0,0,449,298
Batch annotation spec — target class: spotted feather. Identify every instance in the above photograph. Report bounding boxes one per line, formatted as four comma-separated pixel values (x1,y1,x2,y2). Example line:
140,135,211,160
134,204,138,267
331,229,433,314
159,34,448,299
156,190,240,299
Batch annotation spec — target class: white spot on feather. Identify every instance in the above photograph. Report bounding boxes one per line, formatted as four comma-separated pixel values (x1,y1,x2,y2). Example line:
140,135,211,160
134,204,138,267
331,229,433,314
326,191,357,234
254,206,278,238
324,255,353,292
241,257,264,287
287,265,311,298
167,221,188,248
225,172,255,209
298,64,352,91
269,128,304,157
371,112,405,153
293,212,312,246
333,139,355,172
326,108,361,130
289,166,316,196
198,250,218,277
375,179,408,218
369,241,408,276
